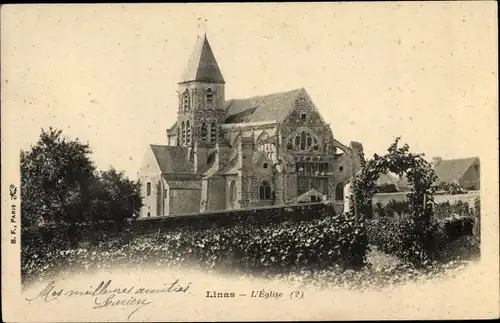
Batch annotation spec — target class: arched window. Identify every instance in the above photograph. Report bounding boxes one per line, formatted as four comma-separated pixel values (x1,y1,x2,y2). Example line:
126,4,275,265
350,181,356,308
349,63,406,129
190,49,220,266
186,120,191,145
335,182,344,201
207,151,216,168
210,123,217,144
228,180,237,208
289,129,320,152
181,121,186,145
257,143,277,162
183,90,190,111
259,181,272,200
200,122,208,142
256,131,269,144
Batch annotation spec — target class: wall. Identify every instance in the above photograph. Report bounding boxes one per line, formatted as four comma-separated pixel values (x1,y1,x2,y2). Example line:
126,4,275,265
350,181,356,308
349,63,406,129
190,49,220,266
169,189,201,215
371,191,480,208
207,177,226,211
133,201,335,234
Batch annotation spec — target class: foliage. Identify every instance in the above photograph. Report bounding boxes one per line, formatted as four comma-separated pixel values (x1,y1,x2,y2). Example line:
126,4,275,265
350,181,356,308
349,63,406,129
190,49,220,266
434,200,472,222
366,217,439,265
21,128,142,234
90,168,142,226
434,181,466,195
474,197,481,239
22,210,368,284
386,199,410,217
350,137,438,267
376,183,398,193
21,128,97,229
367,196,479,264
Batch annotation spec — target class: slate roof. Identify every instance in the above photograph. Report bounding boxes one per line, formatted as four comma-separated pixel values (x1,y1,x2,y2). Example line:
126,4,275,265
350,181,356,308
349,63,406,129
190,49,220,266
287,189,324,204
224,88,305,123
433,157,479,183
180,34,225,84
150,145,194,174
167,122,178,134
164,179,201,190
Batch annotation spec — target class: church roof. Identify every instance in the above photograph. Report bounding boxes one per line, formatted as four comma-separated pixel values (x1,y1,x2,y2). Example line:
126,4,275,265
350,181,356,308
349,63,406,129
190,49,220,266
433,157,479,183
164,179,201,190
180,34,225,84
287,188,324,204
224,88,305,123
150,145,194,174
167,121,177,135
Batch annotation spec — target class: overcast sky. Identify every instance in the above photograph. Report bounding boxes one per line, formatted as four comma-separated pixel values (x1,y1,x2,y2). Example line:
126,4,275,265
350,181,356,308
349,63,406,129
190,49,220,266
2,3,497,179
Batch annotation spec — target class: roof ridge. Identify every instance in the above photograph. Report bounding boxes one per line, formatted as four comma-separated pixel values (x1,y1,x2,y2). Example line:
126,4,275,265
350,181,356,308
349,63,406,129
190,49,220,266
226,87,305,102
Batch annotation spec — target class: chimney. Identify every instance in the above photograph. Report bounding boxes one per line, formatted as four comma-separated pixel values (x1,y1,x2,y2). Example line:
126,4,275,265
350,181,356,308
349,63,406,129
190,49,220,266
432,156,442,167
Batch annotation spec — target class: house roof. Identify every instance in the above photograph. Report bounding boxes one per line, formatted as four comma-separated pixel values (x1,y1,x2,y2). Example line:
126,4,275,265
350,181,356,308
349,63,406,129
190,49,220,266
433,157,479,183
180,34,225,84
224,88,305,123
164,179,201,190
287,188,323,204
150,145,194,174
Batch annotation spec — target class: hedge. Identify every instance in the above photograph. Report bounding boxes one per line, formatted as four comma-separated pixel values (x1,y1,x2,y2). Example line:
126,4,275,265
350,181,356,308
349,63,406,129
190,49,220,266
22,205,368,284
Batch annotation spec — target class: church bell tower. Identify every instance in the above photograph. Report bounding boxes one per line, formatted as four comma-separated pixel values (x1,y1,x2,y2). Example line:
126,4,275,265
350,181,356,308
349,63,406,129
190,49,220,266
176,34,226,147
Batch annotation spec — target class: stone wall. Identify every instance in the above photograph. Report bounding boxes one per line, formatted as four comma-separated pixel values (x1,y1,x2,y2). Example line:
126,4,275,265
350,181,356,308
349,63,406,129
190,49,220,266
169,189,201,215
207,177,226,211
133,201,334,234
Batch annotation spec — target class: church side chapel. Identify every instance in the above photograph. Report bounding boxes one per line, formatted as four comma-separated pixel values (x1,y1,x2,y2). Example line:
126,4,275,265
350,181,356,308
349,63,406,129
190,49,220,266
138,34,364,217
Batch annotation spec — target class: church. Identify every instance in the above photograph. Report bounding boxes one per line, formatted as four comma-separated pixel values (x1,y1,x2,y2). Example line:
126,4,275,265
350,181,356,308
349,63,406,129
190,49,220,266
138,34,364,217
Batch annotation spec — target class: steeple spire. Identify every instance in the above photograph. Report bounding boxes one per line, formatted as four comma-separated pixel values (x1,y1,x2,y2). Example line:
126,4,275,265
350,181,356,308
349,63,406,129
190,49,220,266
179,34,225,84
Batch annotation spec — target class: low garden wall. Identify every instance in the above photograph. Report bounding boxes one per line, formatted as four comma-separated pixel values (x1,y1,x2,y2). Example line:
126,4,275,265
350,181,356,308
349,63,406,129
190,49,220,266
372,190,480,208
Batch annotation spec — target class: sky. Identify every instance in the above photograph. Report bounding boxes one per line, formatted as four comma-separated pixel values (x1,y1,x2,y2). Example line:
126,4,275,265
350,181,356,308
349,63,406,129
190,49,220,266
1,3,498,180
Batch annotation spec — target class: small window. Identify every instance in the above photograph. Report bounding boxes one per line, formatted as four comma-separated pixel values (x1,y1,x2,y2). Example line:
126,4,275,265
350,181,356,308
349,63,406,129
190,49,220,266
259,181,271,200
206,88,213,103
263,162,269,169
301,113,307,120
335,182,344,201
146,182,151,196
201,123,208,141
147,212,151,217
339,166,344,172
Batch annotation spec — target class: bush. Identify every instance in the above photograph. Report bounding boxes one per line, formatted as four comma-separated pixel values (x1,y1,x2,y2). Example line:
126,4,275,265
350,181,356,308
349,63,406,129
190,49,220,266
434,200,473,222
434,181,466,195
22,211,368,284
366,217,436,266
376,183,398,193
367,199,478,265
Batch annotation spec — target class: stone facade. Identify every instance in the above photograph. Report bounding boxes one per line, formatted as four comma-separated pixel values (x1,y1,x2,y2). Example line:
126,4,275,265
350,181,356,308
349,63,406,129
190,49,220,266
138,34,365,217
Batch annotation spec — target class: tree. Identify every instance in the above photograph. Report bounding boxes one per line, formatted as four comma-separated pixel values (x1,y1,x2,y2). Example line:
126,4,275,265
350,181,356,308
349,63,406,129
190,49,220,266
21,128,142,235
90,168,142,230
21,128,96,229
